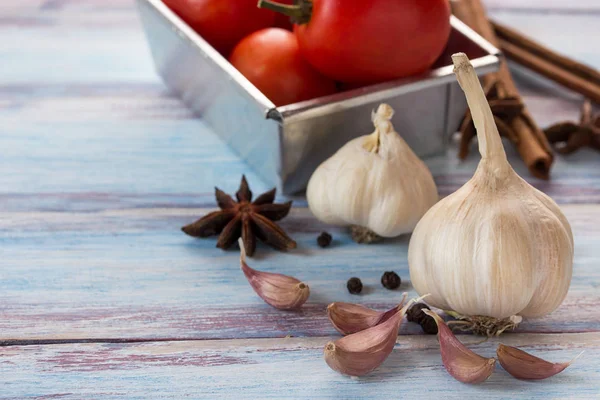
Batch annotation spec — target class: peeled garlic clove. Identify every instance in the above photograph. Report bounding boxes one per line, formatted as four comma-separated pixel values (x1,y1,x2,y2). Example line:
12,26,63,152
327,294,407,335
408,54,574,331
324,299,416,376
424,309,496,384
307,103,438,242
497,344,581,380
239,239,309,310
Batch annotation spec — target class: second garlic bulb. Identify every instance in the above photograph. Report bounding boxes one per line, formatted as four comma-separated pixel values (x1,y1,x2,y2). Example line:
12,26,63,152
306,104,438,242
408,54,573,335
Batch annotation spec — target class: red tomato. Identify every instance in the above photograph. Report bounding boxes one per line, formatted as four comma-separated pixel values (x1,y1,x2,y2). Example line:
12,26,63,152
163,0,275,56
260,0,451,83
229,28,337,106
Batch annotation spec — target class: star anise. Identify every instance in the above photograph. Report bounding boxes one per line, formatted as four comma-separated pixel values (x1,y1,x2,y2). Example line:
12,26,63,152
182,175,296,257
544,100,600,154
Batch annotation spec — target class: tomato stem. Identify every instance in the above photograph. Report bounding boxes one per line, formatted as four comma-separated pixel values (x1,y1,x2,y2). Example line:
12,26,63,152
257,0,312,25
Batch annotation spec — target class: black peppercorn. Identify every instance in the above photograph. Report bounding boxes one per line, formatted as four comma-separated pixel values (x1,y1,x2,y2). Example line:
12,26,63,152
420,315,438,335
406,303,438,334
407,303,430,323
381,271,401,290
317,231,332,248
346,277,363,294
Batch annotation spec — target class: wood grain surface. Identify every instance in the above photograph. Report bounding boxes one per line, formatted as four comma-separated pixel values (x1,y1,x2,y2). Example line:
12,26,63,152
2,334,599,399
1,0,599,398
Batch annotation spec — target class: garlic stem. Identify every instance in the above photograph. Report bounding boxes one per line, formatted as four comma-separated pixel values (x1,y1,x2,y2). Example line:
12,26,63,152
362,130,380,153
452,53,508,165
361,104,399,154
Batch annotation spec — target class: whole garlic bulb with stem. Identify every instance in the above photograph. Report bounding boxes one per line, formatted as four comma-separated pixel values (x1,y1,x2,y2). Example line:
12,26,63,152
408,53,574,335
307,104,438,243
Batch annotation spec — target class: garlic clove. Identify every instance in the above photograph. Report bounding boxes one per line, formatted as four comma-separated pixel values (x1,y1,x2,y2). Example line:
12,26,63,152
327,303,390,336
324,310,401,377
497,344,582,380
324,298,415,377
239,238,309,310
424,309,496,384
327,293,407,335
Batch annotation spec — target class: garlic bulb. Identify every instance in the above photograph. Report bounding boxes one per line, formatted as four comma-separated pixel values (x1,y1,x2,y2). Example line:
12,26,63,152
408,54,573,333
306,104,438,242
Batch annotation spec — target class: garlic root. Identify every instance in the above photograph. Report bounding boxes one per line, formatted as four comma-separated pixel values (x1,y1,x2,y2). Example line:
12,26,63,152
446,312,522,337
349,225,383,244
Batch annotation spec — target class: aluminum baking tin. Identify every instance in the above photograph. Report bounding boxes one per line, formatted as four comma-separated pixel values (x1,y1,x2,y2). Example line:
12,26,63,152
137,0,501,194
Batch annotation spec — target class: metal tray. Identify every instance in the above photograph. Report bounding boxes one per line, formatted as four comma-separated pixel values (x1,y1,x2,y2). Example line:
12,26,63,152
137,0,501,194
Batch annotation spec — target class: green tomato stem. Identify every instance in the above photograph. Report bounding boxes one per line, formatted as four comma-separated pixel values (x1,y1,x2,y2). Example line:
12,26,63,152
257,0,312,25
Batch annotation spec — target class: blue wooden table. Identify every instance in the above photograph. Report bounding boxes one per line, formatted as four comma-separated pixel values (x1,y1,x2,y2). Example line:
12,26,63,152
1,0,600,398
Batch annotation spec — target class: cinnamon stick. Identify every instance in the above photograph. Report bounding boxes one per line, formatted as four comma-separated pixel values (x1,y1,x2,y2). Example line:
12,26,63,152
451,0,554,179
492,21,600,104
492,21,600,87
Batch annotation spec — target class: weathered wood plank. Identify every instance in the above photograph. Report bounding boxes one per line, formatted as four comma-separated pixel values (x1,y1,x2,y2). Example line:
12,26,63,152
1,334,598,399
489,12,600,71
1,0,599,397
0,111,598,205
486,0,600,11
1,205,599,341
2,82,583,123
3,0,599,20
2,1,600,83
0,30,156,86
0,119,262,195
1,9,598,203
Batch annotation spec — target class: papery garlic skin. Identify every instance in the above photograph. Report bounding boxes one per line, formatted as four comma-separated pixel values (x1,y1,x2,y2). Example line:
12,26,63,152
307,104,438,238
409,169,573,318
408,54,574,320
